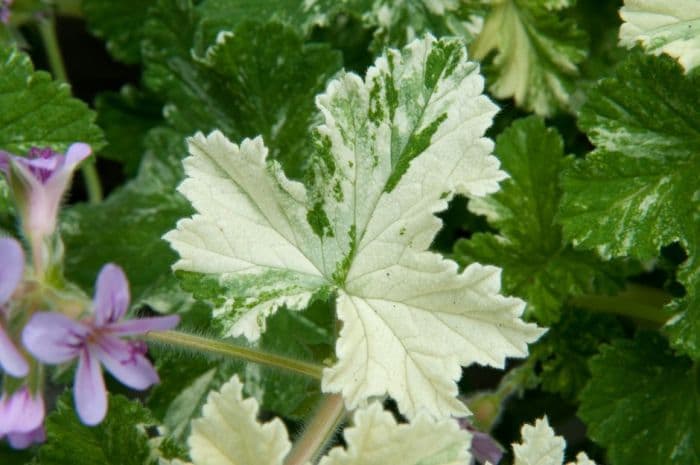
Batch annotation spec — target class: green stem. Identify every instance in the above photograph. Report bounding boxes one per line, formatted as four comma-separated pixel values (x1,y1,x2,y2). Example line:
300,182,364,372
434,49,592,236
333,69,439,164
38,12,103,203
146,331,324,380
465,363,534,430
80,162,103,204
570,284,671,325
38,15,68,83
284,394,345,465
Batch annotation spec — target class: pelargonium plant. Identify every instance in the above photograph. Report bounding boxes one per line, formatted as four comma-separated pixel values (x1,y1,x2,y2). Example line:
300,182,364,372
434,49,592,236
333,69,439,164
0,1,698,465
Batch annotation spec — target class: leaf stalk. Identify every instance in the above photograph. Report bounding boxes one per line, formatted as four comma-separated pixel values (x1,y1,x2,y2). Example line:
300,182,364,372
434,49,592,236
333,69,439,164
145,330,325,380
284,394,346,465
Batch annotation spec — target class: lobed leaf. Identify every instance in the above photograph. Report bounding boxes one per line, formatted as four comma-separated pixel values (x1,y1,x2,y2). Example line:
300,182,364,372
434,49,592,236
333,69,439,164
470,0,588,116
579,333,700,465
0,47,104,153
166,35,544,419
560,52,700,357
456,116,627,324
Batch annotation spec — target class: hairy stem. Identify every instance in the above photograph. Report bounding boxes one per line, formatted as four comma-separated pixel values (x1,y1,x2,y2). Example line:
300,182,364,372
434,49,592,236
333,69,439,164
146,330,324,380
284,394,346,465
38,13,103,204
571,284,671,325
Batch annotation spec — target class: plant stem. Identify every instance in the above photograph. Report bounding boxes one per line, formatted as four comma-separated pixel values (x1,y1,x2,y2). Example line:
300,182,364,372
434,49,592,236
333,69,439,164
570,284,671,325
284,394,345,465
38,13,103,203
38,15,68,83
80,162,103,203
146,330,324,380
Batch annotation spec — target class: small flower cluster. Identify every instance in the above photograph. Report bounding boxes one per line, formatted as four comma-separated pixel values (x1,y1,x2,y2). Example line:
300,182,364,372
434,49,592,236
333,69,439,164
0,145,179,448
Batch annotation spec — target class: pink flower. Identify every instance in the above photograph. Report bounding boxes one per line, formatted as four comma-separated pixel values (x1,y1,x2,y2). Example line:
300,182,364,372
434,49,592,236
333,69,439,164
0,387,45,449
22,264,179,425
0,237,29,377
0,144,91,242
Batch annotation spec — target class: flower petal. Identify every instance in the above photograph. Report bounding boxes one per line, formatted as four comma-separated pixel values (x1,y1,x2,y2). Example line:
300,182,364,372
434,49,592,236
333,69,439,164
93,334,159,390
107,315,179,336
0,150,11,174
7,426,45,449
470,430,504,465
74,348,107,426
0,323,28,377
93,264,130,326
63,143,92,169
0,237,23,304
0,388,44,436
22,312,87,364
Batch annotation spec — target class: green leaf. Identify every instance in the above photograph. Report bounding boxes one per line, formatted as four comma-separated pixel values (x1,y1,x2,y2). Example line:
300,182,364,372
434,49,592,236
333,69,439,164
83,0,158,64
528,310,624,401
38,393,159,465
560,52,700,357
149,358,238,443
470,0,588,116
165,35,544,419
195,0,343,47
0,47,104,153
455,116,625,324
347,0,485,52
620,0,700,72
579,333,700,465
94,86,163,176
244,301,335,419
143,1,342,178
61,127,189,302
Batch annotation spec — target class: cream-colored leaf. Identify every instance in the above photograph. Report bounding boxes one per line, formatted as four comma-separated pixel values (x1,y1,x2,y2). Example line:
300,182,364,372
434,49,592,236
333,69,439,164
324,258,544,418
318,402,472,465
619,0,700,72
471,0,586,116
188,376,291,465
167,35,545,420
512,417,597,465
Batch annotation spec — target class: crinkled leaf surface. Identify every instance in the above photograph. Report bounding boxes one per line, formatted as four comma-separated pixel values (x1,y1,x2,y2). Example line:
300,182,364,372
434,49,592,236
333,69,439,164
166,35,544,419
38,393,159,465
513,417,596,465
470,0,588,115
143,1,342,178
83,0,158,63
455,116,626,324
0,47,104,153
318,402,472,465
188,376,291,465
559,52,700,357
619,0,700,72
579,333,700,465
